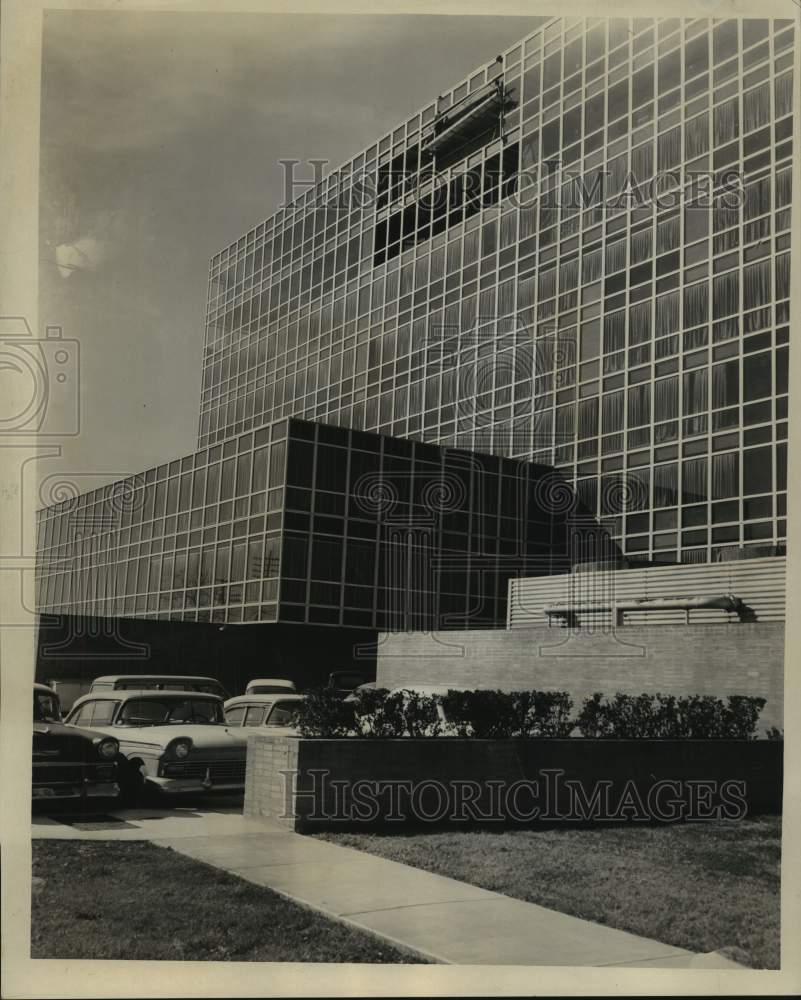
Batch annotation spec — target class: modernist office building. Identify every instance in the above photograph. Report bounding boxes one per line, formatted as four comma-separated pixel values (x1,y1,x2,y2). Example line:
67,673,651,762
36,16,794,682
36,418,576,631
197,15,792,563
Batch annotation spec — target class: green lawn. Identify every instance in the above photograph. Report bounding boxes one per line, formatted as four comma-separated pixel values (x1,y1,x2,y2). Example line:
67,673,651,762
316,816,781,968
31,841,422,963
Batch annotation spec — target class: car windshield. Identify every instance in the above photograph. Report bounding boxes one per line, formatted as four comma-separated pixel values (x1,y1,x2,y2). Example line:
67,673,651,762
329,673,364,690
117,698,223,726
266,702,301,727
33,691,60,722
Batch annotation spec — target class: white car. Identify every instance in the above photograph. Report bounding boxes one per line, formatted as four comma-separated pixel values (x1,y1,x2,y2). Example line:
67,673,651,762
89,674,229,699
65,690,247,797
244,678,297,695
344,681,377,703
224,694,306,737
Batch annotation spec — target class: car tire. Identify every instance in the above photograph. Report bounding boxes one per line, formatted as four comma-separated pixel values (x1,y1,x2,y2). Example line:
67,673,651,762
118,759,145,807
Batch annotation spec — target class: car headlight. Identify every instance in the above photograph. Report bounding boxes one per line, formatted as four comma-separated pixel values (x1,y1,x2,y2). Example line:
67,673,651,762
168,737,192,759
97,737,119,760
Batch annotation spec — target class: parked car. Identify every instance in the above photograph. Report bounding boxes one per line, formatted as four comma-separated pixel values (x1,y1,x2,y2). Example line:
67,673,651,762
43,679,91,715
65,690,246,797
327,670,370,694
32,683,121,804
224,694,306,736
344,681,377,703
88,674,230,700
244,678,297,695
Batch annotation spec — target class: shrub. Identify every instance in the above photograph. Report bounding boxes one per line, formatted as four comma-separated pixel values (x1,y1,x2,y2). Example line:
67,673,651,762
352,688,442,737
398,689,443,738
576,693,766,739
725,695,768,740
766,726,784,741
297,687,767,740
674,694,728,738
296,687,355,737
438,689,575,738
349,687,397,737
574,693,613,739
516,691,575,738
439,689,515,738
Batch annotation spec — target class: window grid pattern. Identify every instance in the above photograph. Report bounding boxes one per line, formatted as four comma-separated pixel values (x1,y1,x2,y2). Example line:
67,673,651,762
36,421,289,623
197,16,793,567
36,420,573,627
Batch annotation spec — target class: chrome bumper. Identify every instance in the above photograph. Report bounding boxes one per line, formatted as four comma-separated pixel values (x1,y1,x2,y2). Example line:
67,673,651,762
147,776,245,794
32,781,120,801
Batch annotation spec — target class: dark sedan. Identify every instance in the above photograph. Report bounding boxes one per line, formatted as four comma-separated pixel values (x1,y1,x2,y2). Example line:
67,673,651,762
32,684,121,804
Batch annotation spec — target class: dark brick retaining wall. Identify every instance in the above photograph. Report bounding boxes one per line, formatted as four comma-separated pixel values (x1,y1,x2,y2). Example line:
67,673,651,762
375,623,785,733
244,735,783,832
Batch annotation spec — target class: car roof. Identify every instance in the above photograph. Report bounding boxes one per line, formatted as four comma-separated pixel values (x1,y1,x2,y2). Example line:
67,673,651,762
246,678,296,687
225,694,306,709
71,689,224,710
91,674,220,683
388,686,456,695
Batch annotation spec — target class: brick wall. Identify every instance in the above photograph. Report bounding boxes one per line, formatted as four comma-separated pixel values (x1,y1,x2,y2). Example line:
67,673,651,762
243,735,783,831
375,622,785,732
243,733,299,828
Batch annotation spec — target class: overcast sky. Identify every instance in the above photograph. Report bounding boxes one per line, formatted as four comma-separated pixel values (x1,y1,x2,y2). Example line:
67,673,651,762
39,10,543,489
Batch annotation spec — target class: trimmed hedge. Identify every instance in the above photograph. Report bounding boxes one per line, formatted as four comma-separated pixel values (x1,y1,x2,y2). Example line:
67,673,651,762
295,687,355,737
438,689,574,738
296,687,768,740
575,692,767,740
352,688,443,738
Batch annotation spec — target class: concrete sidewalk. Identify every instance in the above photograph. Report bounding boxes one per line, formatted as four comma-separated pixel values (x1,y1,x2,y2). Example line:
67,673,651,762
33,806,745,967
32,801,257,841
153,828,743,968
